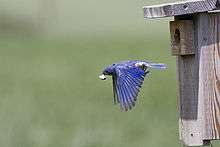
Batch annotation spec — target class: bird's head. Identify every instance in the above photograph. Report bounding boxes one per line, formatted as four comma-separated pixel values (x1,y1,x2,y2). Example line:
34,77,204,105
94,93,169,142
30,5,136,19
99,64,116,80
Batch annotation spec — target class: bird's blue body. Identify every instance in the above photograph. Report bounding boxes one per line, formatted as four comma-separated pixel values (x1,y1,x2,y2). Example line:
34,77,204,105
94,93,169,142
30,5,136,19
100,60,166,111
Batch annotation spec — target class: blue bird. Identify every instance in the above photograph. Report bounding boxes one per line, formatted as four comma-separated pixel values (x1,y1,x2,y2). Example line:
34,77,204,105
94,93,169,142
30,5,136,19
99,60,166,111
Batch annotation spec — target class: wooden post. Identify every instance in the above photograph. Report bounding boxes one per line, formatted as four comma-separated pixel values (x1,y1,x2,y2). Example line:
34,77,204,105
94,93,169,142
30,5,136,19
197,13,220,140
143,0,220,146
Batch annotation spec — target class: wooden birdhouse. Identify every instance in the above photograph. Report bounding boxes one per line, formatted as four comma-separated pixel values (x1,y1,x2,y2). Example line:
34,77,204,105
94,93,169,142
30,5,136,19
143,0,220,146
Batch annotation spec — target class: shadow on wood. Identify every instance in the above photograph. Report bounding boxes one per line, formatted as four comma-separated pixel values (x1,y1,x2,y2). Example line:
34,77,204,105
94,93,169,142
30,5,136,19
143,0,220,146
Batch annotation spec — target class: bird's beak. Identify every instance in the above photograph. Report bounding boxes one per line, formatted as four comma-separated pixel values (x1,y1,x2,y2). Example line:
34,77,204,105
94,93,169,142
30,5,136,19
99,74,107,80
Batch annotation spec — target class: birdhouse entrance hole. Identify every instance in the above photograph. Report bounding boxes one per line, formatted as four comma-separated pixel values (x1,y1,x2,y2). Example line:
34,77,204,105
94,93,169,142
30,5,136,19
143,0,220,146
170,20,195,56
174,29,180,44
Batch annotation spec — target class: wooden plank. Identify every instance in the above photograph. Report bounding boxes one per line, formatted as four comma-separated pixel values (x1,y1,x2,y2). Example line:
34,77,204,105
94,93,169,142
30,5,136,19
197,13,220,140
177,54,203,146
143,2,220,145
170,20,195,56
143,0,217,18
178,13,220,146
175,15,203,147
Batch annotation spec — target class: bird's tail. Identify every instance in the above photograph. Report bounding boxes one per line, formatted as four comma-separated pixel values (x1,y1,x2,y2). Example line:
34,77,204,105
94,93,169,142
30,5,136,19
149,63,167,69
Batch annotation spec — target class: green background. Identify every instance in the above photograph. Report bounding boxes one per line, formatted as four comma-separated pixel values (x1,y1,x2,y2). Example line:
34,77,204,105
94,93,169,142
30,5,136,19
0,0,218,147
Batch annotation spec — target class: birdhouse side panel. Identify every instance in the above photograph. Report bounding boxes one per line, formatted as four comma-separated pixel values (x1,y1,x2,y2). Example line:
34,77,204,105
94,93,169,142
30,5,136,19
197,13,220,140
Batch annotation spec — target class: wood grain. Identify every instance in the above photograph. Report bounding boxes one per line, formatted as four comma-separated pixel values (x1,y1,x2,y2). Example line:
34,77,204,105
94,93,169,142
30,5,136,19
170,20,195,56
143,1,220,146
143,0,217,18
177,13,220,146
176,15,203,146
197,13,220,140
177,54,203,146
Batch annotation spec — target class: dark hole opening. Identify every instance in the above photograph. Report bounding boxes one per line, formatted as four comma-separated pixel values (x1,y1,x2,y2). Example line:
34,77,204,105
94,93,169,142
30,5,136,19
174,29,180,45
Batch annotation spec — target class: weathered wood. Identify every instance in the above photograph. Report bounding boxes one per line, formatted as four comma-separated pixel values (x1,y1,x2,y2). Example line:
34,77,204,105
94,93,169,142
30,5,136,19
176,13,220,146
170,20,195,56
143,1,220,146
177,54,203,146
143,0,217,18
176,15,203,146
197,13,220,140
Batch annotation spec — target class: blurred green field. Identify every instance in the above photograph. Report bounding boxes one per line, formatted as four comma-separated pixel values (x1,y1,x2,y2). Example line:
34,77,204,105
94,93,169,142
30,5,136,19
0,31,179,147
1,0,220,147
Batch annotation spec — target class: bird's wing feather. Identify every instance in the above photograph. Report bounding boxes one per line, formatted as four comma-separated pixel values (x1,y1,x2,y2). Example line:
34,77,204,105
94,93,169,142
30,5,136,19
112,74,119,104
113,65,146,111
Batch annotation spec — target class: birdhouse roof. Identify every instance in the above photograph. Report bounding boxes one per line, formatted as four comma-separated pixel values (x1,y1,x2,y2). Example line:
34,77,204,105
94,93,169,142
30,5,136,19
143,0,219,18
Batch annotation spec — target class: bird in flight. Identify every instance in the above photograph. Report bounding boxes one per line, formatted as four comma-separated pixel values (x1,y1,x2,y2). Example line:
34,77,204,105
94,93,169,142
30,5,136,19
99,60,166,111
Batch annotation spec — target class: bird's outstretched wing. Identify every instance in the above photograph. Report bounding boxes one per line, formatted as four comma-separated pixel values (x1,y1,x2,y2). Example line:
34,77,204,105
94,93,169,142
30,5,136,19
113,65,146,111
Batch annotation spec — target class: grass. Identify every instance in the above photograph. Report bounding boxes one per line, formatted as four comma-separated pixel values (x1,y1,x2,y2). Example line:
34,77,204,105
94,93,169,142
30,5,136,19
1,0,220,146
1,28,220,147
0,28,181,147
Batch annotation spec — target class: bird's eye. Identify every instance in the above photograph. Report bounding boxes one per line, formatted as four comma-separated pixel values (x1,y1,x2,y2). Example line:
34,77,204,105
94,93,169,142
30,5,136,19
103,71,110,75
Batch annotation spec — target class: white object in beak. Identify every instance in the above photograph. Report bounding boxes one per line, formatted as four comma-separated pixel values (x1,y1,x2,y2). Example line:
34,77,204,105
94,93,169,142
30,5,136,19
99,74,107,80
